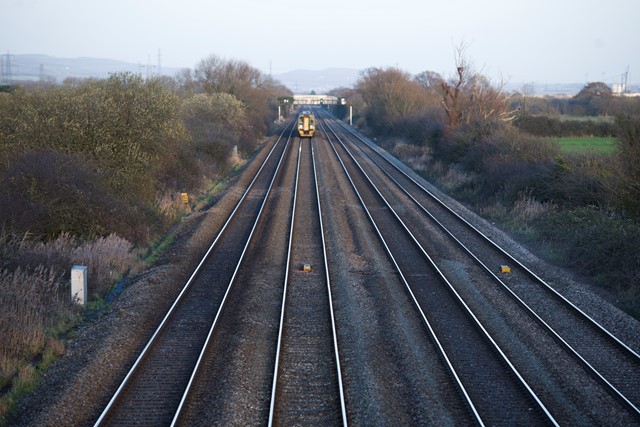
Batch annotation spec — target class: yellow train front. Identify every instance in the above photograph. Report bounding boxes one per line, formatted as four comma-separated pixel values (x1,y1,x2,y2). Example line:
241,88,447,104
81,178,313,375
297,111,316,138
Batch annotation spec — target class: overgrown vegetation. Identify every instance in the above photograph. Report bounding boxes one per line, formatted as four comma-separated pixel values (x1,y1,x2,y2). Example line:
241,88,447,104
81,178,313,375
335,48,640,316
0,54,291,421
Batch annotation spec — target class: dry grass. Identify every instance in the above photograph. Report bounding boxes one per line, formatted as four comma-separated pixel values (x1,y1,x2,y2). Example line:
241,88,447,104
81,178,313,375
510,191,555,222
0,264,72,424
403,152,430,174
476,198,508,220
0,266,61,364
438,164,476,193
16,232,139,298
156,192,193,220
0,232,138,421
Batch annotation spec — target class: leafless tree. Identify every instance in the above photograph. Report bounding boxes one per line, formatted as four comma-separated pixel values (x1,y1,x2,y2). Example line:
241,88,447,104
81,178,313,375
439,43,517,127
414,70,443,90
195,55,262,98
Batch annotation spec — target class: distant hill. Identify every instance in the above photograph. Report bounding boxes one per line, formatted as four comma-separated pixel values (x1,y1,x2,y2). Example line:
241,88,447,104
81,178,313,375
3,54,181,82
273,68,361,94
3,54,360,93
275,69,603,96
6,54,630,96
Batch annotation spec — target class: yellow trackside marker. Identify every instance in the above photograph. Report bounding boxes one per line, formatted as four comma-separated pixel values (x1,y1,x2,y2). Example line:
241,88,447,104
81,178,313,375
181,193,189,204
501,265,511,273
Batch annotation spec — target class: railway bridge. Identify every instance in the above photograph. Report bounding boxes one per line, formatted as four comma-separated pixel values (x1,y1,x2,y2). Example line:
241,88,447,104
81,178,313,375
278,94,346,105
277,95,347,121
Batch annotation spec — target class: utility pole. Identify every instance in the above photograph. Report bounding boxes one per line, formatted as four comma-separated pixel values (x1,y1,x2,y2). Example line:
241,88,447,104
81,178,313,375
157,49,162,76
4,52,13,84
624,65,630,93
146,54,152,79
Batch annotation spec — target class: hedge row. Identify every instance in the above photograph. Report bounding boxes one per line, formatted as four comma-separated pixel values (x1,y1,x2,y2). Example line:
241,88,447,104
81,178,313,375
514,115,617,137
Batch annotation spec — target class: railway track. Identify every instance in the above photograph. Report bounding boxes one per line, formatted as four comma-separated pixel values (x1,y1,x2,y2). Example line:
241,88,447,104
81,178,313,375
170,127,300,425
268,139,347,425
317,110,640,424
94,122,295,426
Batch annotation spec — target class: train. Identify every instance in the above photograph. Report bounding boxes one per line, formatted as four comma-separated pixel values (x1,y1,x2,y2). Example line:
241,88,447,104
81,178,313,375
297,111,316,138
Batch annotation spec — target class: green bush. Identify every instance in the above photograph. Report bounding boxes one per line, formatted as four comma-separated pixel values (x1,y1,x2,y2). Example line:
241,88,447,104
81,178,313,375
430,120,560,201
536,207,640,309
537,153,611,209
0,151,157,241
0,74,192,242
391,107,445,145
181,93,245,158
612,115,640,216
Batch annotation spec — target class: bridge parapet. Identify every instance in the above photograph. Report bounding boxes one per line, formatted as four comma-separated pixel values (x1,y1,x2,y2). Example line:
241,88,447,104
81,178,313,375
293,94,345,105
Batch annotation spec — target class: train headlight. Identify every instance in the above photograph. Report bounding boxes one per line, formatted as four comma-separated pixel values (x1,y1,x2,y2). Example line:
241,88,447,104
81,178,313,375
310,125,314,129
298,125,303,129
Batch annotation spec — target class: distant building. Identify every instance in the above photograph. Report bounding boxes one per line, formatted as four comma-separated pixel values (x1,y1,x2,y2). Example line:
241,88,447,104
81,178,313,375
613,83,625,94
612,83,640,96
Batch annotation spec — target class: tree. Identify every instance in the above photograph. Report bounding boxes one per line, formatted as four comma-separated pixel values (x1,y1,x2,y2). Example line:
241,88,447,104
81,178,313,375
438,43,516,128
181,92,248,159
195,55,261,98
193,54,291,143
0,73,186,205
414,70,443,90
570,82,612,116
356,67,431,131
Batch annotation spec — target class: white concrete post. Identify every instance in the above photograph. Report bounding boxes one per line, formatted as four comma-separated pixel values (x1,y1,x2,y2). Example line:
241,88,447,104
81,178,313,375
71,265,88,305
350,105,353,126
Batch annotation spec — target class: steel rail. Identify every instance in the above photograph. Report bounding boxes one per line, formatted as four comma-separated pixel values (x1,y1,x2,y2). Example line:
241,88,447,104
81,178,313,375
268,139,302,426
322,113,640,418
94,120,295,427
332,113,640,362
312,139,349,426
318,113,560,426
170,125,296,426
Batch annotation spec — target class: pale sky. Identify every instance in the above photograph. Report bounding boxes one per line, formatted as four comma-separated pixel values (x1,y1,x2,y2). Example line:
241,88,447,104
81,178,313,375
2,0,639,86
